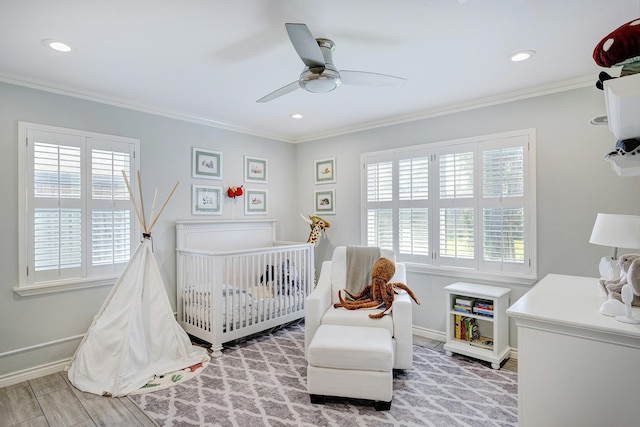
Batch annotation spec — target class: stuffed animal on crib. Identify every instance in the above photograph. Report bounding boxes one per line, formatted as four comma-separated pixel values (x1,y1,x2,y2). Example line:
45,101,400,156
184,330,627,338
300,214,331,246
599,254,640,306
334,257,420,319
260,260,300,295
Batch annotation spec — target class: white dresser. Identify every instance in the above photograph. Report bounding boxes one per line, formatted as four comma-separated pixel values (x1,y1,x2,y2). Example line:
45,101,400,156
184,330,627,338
507,274,640,427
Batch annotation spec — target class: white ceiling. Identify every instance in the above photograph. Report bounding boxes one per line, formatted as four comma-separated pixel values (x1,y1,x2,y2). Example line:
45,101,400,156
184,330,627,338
1,0,638,143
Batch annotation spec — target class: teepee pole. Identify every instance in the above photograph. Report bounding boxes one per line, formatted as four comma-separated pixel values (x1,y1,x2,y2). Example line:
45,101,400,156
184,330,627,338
122,170,145,231
148,188,159,230
136,171,148,234
148,181,179,232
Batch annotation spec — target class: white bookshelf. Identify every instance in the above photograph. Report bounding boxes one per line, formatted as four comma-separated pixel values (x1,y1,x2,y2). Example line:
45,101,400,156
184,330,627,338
443,282,511,369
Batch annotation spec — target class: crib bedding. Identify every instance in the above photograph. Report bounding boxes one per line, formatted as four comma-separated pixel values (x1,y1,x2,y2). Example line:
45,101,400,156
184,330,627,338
182,285,304,331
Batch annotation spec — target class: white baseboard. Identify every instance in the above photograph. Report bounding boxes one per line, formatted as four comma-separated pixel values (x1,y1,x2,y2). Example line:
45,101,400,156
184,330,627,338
0,358,70,388
412,326,518,360
412,326,446,342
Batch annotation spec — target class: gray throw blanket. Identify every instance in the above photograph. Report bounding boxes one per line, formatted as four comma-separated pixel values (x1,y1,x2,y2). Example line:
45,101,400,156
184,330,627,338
345,246,381,296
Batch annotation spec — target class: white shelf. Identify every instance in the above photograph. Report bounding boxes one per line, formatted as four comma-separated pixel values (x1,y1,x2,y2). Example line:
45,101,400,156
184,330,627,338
443,282,511,369
608,155,640,177
604,73,640,140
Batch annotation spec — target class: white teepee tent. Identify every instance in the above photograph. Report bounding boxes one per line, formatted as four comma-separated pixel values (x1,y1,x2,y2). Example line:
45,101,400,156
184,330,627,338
67,172,208,397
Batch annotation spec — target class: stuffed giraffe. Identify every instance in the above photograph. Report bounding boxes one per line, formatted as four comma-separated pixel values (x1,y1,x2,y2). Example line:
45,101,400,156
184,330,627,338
300,214,331,246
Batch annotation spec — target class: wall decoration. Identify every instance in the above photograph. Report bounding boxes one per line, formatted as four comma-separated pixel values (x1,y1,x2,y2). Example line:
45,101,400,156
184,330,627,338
314,189,335,215
244,156,268,183
315,157,336,184
192,148,222,180
192,185,222,215
245,189,268,215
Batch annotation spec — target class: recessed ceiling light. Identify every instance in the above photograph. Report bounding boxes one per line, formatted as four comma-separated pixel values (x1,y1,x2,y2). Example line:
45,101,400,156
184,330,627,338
43,39,72,52
510,50,535,62
291,113,303,119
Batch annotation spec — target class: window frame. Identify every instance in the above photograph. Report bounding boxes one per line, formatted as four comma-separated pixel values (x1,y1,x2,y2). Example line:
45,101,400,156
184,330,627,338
361,129,537,284
16,122,140,296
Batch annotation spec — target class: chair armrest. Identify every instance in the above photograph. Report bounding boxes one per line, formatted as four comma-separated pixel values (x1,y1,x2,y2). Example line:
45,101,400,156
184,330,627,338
392,291,414,369
305,260,333,356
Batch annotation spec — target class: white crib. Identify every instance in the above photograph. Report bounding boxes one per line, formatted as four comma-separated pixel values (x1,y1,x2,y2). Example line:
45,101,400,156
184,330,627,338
176,220,314,356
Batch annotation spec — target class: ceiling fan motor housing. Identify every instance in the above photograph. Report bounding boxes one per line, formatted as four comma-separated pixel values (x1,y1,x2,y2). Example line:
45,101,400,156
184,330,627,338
299,38,342,93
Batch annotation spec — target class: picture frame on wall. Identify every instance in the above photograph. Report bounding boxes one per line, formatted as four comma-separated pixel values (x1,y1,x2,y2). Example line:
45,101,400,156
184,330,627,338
314,157,336,184
192,185,222,215
314,189,335,215
245,189,268,215
192,147,222,180
244,156,268,183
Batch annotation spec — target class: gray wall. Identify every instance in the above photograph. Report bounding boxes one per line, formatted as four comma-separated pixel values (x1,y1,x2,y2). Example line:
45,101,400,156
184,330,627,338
294,86,640,344
0,82,297,378
2,80,640,380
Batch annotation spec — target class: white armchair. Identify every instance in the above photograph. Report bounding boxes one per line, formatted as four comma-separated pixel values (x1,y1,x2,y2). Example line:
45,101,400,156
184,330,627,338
305,246,414,369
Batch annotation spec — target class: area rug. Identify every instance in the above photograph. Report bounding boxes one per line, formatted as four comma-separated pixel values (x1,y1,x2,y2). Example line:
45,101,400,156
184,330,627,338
130,321,518,426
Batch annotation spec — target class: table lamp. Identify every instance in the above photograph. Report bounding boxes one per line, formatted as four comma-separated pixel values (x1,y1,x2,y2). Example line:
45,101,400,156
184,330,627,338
589,213,640,280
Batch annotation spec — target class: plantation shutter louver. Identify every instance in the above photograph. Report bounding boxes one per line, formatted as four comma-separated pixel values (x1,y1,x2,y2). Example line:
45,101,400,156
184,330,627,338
398,155,429,260
438,146,476,268
480,140,528,273
366,160,393,250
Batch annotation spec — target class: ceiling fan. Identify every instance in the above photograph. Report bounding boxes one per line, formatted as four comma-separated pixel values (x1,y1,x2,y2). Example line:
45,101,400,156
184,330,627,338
257,23,406,103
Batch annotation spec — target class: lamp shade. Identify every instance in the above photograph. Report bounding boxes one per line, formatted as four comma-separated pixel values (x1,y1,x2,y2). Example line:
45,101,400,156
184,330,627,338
589,213,640,249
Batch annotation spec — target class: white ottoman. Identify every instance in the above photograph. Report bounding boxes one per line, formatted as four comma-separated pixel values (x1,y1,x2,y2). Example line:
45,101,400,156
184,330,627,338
307,324,394,410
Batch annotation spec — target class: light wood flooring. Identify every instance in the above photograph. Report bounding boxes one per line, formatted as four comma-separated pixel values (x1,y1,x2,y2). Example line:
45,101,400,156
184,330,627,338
0,337,516,426
0,371,157,427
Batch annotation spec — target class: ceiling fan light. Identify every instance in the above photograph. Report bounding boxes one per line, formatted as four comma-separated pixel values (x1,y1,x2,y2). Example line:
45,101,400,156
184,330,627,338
300,69,341,93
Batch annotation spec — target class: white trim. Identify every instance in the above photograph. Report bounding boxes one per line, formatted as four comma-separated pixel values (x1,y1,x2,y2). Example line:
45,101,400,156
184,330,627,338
0,358,71,388
412,326,446,342
13,276,116,296
0,73,594,144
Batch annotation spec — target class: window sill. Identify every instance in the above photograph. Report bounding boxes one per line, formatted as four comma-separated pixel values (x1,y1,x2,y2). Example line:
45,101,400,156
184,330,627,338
404,262,538,286
13,277,117,296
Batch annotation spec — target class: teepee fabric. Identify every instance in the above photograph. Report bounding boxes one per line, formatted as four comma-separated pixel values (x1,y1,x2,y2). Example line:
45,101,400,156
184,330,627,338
67,238,209,396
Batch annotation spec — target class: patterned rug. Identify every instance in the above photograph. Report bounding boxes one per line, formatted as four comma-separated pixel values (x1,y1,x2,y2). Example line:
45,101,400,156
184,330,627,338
130,321,518,426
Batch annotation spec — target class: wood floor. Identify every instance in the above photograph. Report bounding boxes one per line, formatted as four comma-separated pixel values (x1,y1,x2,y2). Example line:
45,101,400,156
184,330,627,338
0,371,157,427
0,337,517,426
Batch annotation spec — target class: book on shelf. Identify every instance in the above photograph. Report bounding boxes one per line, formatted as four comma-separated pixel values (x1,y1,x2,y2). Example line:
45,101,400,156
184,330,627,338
474,302,493,310
453,304,472,313
470,336,494,350
454,316,480,342
455,297,475,307
472,307,494,317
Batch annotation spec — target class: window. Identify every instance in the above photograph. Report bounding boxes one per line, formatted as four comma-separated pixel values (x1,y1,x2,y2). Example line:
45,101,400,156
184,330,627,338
17,122,140,294
362,129,536,279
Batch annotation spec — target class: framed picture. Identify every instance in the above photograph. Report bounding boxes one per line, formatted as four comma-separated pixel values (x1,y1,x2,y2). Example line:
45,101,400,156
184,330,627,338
244,156,267,183
315,157,336,184
192,148,222,180
314,189,335,215
245,189,268,215
192,185,222,215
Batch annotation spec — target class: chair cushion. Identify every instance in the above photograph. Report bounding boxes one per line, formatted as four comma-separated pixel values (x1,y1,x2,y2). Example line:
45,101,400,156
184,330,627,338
321,306,394,335
308,325,393,371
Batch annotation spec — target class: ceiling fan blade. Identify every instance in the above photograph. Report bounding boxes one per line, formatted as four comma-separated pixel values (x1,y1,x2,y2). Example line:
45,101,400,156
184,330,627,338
256,81,300,103
285,23,326,71
339,70,407,87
